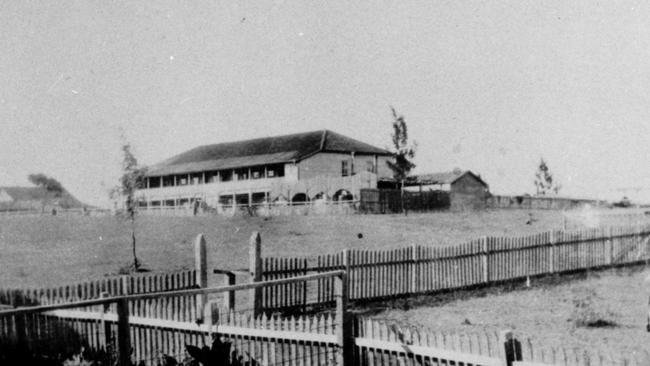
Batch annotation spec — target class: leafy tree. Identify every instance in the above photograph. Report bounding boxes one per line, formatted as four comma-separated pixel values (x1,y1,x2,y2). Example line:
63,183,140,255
111,143,147,272
534,158,561,195
28,173,64,196
386,107,417,214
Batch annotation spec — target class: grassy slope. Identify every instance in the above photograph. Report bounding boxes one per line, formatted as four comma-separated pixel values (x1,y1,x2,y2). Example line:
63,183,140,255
0,209,563,287
373,265,650,354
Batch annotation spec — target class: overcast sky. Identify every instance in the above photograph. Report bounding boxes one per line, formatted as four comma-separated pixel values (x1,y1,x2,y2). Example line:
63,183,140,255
1,0,649,206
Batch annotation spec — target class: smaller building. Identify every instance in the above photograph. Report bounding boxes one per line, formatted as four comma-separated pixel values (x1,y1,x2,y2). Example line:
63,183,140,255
404,170,490,211
0,187,58,212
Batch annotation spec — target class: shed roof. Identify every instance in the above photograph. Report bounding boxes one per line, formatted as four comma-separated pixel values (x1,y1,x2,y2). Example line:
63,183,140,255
146,130,392,176
404,170,488,187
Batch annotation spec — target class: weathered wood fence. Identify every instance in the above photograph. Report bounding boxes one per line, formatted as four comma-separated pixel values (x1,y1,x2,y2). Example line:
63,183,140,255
0,271,351,366
256,225,650,313
3,296,646,366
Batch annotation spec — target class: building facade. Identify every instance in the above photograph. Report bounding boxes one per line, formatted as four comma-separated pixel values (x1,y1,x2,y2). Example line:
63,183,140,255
136,130,393,213
403,170,490,210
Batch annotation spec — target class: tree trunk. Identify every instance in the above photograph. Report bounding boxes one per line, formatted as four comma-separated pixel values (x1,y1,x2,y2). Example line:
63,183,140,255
401,179,407,216
131,216,139,270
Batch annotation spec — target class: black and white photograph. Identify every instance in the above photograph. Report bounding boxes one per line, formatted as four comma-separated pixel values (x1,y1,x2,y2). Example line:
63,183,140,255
1,1,650,365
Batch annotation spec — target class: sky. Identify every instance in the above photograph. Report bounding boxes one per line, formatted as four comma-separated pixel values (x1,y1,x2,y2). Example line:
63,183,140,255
1,0,649,207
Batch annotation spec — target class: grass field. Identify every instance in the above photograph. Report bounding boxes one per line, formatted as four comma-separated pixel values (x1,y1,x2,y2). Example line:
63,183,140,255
0,209,564,287
371,265,650,354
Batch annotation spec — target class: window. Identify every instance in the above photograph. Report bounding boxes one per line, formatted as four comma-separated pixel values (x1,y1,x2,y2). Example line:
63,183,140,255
341,160,349,177
162,176,174,187
251,166,264,179
235,169,248,180
190,173,203,185
148,177,162,188
206,171,219,183
252,192,267,204
219,195,233,206
267,164,285,178
235,194,249,205
366,160,375,173
220,170,233,182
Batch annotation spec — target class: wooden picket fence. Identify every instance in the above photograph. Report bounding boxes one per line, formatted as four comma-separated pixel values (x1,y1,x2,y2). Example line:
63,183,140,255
0,271,349,366
0,269,199,322
4,303,646,366
258,224,650,312
2,260,649,365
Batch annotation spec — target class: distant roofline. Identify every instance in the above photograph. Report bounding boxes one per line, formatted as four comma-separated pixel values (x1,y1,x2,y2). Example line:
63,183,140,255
145,129,392,177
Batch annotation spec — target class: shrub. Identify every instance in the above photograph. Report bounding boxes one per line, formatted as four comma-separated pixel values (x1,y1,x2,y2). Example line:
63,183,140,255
570,288,618,328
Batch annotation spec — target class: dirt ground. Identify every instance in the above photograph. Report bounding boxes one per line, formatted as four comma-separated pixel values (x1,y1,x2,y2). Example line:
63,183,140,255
0,209,564,287
370,265,650,354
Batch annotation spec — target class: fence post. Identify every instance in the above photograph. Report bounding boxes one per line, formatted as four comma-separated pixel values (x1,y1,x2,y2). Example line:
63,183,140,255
249,231,262,317
99,292,112,349
335,272,353,366
411,244,419,294
608,226,614,265
116,298,131,366
195,234,208,323
342,249,351,300
481,236,489,283
13,294,26,352
120,275,131,296
501,330,522,366
549,231,555,274
224,273,236,313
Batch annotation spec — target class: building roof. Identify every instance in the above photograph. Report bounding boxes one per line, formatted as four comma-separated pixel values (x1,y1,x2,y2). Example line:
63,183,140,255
0,186,51,201
0,186,87,208
146,130,392,176
404,170,488,187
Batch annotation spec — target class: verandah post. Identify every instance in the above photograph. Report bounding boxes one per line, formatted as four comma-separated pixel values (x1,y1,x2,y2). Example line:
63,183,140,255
249,231,262,317
194,234,208,323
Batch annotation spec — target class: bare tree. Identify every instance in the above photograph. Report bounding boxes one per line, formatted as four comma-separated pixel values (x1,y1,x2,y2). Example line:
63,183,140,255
111,143,147,272
386,107,417,214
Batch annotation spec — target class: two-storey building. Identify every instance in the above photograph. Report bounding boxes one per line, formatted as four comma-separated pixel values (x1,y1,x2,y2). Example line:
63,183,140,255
137,130,393,213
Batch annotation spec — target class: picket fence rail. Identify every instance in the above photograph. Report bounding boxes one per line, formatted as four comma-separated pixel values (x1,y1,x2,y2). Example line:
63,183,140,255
256,224,650,312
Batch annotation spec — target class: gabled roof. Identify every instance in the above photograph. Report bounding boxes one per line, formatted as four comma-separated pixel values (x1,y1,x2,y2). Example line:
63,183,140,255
405,170,488,187
146,130,392,176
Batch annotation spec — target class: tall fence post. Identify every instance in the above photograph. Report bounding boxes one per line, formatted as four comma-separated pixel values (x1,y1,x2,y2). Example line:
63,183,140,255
342,249,351,301
335,271,353,366
608,226,614,265
249,232,262,317
116,298,131,366
501,330,522,366
411,244,419,294
481,236,489,283
195,234,208,323
99,292,112,349
223,273,236,312
549,231,555,274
